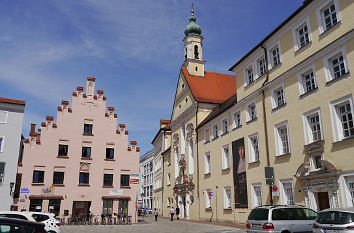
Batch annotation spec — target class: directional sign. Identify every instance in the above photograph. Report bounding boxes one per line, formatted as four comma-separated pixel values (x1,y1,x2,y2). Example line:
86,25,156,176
21,188,29,194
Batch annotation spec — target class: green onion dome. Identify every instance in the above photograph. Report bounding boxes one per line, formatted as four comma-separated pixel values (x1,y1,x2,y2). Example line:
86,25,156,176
184,9,202,36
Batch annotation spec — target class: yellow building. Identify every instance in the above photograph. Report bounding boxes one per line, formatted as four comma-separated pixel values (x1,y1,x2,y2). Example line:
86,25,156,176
159,0,354,224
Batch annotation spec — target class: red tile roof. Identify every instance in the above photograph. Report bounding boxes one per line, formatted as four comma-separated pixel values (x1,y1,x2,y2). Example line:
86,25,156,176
0,97,25,105
181,68,236,104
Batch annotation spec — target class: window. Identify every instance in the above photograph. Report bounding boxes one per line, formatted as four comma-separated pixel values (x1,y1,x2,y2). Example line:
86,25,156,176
274,121,290,156
245,65,254,86
268,42,281,68
323,47,348,83
106,148,114,159
224,186,232,209
232,110,241,129
0,110,8,123
311,155,323,170
204,128,210,143
246,100,257,122
120,174,130,187
221,118,228,135
167,173,171,185
33,170,44,183
53,172,64,185
346,177,354,206
271,83,286,109
205,189,212,208
303,109,323,144
29,199,43,212
222,145,230,170
103,174,113,186
118,200,128,215
322,2,338,31
280,180,295,205
0,163,5,185
79,172,89,184
194,45,199,59
204,153,211,174
292,18,312,51
58,144,68,157
252,184,262,208
298,66,317,96
257,56,266,77
330,96,354,142
248,134,259,163
83,123,93,135
212,123,218,139
82,146,91,158
102,200,113,216
0,137,4,152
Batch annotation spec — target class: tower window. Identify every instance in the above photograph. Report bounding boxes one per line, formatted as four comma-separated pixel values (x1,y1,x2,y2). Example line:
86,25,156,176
194,45,199,59
195,66,198,71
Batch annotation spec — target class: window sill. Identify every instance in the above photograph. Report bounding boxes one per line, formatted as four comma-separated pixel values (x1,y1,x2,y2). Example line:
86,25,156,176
299,87,318,100
57,156,69,159
205,208,212,211
248,160,260,165
222,167,230,171
232,125,242,131
319,21,341,38
102,185,113,188
221,131,229,137
52,184,65,187
83,133,94,136
211,136,219,141
224,207,232,210
333,136,354,144
78,184,90,187
120,186,131,189
167,184,171,186
295,41,312,54
204,140,210,145
104,158,115,161
81,157,92,160
32,183,45,186
272,102,287,113
245,80,255,88
246,117,257,125
269,62,282,71
275,152,291,157
325,72,350,87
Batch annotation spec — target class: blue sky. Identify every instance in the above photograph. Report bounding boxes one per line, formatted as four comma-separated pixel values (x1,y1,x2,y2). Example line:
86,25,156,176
0,0,303,155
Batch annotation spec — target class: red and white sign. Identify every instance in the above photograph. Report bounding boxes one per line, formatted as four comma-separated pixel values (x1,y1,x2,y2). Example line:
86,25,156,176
130,174,139,184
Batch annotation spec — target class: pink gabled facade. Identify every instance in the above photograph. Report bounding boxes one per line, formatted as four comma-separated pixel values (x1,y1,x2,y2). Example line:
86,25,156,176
16,77,139,222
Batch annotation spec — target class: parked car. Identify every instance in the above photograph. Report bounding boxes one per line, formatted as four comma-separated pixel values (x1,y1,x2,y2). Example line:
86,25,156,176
0,217,47,233
313,207,354,233
0,211,60,233
246,205,318,233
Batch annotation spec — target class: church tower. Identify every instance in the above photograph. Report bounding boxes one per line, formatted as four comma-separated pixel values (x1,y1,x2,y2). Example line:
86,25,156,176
183,8,205,77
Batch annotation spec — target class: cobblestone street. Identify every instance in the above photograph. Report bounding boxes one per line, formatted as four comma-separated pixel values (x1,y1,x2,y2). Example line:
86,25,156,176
60,216,246,233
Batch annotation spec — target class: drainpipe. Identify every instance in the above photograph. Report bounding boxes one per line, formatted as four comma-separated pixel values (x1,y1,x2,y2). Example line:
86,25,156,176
196,103,201,220
161,131,165,217
261,45,272,205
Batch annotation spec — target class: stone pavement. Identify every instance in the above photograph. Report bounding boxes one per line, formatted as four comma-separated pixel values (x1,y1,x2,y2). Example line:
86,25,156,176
60,216,246,233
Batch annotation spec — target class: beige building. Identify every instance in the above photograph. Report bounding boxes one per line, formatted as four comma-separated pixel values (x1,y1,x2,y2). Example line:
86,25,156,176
159,0,354,224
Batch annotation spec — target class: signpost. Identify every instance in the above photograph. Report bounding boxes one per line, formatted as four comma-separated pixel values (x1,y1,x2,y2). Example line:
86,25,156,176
272,185,279,196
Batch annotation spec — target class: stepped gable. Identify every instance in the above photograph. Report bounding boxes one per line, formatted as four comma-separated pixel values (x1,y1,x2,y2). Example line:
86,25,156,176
181,68,236,104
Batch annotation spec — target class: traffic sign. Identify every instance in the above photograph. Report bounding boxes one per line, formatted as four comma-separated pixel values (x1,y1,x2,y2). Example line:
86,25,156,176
208,192,214,197
272,185,278,192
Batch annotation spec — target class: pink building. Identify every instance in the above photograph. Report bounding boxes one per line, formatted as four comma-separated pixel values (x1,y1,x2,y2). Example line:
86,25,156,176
15,77,139,222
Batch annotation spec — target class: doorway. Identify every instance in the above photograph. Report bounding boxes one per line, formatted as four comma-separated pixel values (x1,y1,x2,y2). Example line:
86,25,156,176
318,192,330,210
72,201,91,218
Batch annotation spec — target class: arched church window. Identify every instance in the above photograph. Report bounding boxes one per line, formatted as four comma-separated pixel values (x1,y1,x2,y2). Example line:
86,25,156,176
194,45,199,59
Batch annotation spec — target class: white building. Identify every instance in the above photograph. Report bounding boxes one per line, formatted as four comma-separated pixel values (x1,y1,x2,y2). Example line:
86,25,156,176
0,97,25,210
138,149,154,210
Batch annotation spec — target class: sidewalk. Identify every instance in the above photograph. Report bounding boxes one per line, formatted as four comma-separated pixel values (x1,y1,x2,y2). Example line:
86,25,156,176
158,216,246,229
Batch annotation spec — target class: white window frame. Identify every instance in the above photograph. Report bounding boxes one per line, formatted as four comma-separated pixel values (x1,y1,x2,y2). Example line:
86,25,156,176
222,144,230,170
323,46,349,82
204,152,211,174
274,121,291,156
267,41,281,69
224,186,232,209
280,179,295,205
212,123,219,139
292,17,312,51
0,111,8,124
232,108,242,129
256,54,266,78
316,0,341,35
343,175,354,207
248,133,260,163
244,64,255,86
0,136,5,153
297,64,318,96
205,189,212,208
329,95,354,142
310,153,324,171
252,183,263,208
246,99,257,122
204,127,210,143
302,108,324,145
270,82,286,109
221,117,228,135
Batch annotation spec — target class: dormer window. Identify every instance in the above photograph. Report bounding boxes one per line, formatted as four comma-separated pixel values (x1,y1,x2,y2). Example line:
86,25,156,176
194,45,199,59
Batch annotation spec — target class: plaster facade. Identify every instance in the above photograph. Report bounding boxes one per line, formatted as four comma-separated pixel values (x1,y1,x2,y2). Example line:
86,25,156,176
138,149,154,210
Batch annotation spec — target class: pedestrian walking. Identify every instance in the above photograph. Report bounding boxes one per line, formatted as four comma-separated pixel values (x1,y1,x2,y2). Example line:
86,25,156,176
153,208,158,221
176,206,180,220
170,207,175,221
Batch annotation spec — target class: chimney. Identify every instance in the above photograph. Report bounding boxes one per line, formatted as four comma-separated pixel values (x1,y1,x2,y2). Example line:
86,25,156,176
29,124,36,137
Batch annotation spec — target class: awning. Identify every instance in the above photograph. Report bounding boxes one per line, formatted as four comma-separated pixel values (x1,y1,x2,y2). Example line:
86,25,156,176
29,195,64,200
101,195,131,200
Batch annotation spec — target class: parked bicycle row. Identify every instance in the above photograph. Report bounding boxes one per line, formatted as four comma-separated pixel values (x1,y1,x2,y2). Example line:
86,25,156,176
59,214,132,225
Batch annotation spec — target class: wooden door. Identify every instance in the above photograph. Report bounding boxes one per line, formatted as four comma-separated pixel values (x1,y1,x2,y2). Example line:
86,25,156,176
318,192,330,210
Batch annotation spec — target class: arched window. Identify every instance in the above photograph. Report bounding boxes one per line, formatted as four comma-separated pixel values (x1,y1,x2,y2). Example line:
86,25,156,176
194,45,199,59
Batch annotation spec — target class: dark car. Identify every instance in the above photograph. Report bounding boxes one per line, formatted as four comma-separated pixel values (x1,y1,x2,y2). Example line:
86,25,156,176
0,217,47,233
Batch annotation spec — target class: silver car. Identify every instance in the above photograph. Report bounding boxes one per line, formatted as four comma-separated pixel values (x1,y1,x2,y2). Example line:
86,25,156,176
246,205,318,233
313,207,354,233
